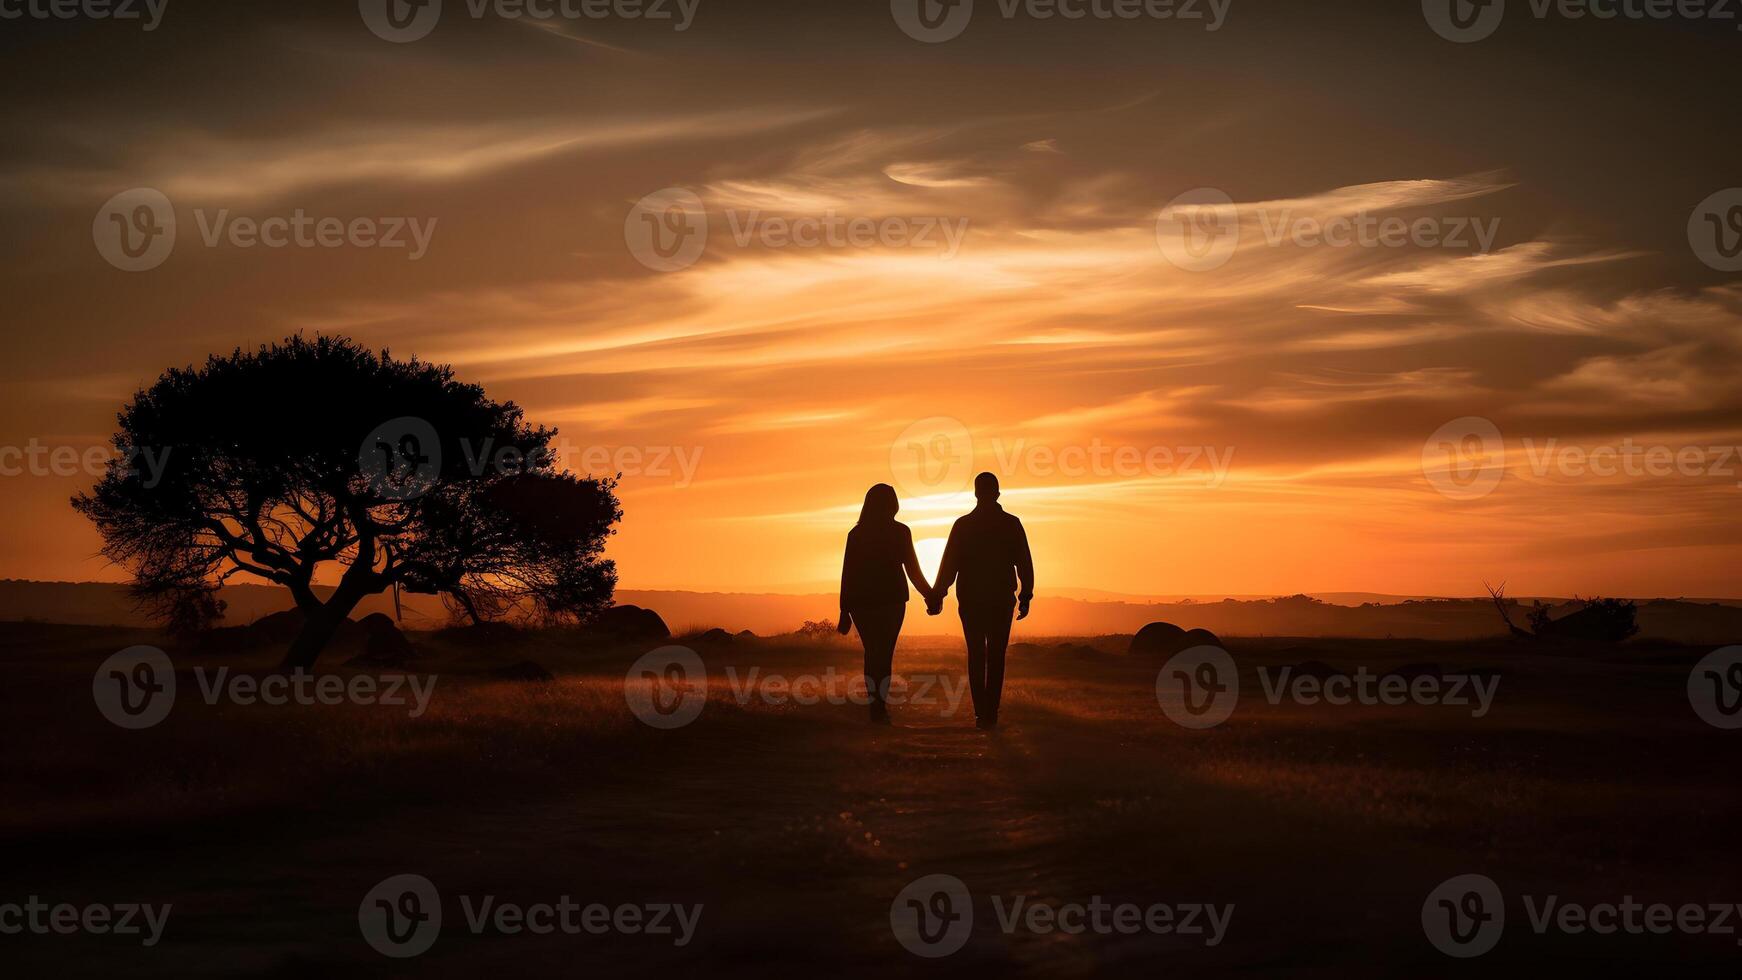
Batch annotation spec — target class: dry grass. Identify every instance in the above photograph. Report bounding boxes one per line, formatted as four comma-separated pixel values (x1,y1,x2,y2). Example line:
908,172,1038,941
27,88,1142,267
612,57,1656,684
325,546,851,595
1,623,1735,977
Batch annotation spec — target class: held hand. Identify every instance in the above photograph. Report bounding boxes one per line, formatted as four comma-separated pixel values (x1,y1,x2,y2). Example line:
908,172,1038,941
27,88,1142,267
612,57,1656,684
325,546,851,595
837,613,852,636
1016,599,1031,621
925,591,944,616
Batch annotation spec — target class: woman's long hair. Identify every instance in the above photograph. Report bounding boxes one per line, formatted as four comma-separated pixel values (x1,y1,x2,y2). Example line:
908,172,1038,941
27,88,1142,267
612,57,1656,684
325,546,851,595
857,483,899,525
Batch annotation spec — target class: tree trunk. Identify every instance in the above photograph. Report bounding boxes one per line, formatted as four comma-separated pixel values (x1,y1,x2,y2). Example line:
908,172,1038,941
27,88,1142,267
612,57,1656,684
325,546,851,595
278,588,371,671
280,609,344,672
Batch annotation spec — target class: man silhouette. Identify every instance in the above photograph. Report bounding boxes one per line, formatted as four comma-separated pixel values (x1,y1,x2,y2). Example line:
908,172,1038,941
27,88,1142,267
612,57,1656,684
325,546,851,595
930,472,1034,730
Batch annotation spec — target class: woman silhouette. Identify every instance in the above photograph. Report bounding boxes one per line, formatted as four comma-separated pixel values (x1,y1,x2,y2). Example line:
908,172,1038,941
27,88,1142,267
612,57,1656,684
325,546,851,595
838,484,935,724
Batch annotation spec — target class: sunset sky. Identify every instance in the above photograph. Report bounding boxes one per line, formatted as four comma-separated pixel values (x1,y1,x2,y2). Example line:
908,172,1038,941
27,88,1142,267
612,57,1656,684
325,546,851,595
1,0,1738,598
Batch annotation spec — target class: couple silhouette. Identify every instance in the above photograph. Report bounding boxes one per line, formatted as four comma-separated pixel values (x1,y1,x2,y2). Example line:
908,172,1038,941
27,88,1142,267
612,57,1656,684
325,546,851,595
838,472,1035,729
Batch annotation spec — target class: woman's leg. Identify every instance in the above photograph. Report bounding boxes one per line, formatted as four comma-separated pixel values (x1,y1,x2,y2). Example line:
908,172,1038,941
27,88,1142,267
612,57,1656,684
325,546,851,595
855,604,901,718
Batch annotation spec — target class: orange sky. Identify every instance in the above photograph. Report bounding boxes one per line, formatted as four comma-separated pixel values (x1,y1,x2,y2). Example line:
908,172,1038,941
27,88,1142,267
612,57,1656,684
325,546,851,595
1,2,1738,597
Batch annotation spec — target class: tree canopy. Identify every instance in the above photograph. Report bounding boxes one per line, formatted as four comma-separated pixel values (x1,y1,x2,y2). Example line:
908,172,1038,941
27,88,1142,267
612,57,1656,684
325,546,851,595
74,335,621,668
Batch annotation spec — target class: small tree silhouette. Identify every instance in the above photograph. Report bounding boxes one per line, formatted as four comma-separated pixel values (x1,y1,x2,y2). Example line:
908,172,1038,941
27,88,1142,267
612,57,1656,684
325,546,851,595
796,619,838,639
73,335,621,669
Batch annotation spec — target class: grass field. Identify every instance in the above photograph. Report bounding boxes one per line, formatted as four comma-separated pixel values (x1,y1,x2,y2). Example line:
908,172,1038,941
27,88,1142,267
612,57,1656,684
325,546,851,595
2,622,1736,976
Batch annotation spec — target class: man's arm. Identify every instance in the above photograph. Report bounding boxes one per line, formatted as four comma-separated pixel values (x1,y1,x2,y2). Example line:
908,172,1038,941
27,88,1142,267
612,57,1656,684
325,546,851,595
934,521,962,595
1013,517,1034,618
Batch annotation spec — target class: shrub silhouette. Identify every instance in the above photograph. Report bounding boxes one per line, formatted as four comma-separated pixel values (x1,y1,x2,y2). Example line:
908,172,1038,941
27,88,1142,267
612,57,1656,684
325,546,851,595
73,335,621,669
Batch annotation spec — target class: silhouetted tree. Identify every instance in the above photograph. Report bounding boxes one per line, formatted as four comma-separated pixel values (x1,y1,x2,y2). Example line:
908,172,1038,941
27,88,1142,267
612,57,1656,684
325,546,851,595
796,619,838,639
1486,582,1639,643
74,335,621,669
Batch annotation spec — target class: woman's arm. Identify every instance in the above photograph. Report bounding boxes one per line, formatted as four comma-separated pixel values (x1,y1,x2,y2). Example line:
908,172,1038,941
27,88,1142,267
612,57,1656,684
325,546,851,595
900,525,933,598
838,531,854,633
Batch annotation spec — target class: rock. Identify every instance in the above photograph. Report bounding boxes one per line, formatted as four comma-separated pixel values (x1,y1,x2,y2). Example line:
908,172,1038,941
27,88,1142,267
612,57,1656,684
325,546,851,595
246,609,315,642
246,609,362,647
1130,623,1222,657
592,604,670,641
1129,621,1187,657
346,613,416,667
1182,628,1221,649
489,660,555,683
735,630,758,641
694,628,734,645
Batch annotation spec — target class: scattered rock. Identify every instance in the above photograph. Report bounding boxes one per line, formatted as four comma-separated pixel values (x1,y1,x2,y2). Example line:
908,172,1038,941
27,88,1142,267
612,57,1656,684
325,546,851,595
592,604,670,642
1129,621,1187,657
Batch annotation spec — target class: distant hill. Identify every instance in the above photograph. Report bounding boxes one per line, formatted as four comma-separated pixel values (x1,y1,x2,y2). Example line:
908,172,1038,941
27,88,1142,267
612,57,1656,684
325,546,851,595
2,580,1738,643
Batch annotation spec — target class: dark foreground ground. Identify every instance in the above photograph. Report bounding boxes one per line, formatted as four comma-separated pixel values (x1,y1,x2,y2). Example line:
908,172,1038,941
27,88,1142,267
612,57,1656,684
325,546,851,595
1,621,1736,977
